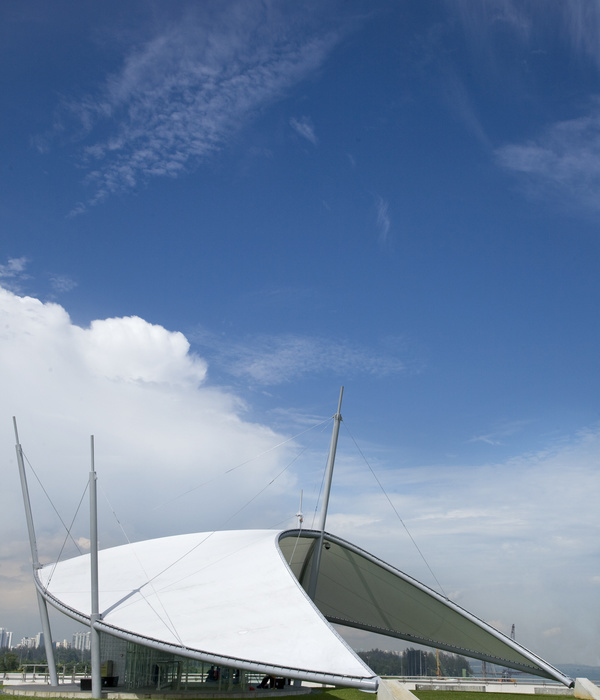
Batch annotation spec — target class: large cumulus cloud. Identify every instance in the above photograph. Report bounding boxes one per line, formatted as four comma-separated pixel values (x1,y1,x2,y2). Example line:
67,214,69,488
1,286,297,637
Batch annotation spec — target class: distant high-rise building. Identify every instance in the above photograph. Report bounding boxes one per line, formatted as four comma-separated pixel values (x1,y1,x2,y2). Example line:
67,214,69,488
0,627,13,648
19,636,37,649
72,631,91,651
54,639,71,649
35,632,45,649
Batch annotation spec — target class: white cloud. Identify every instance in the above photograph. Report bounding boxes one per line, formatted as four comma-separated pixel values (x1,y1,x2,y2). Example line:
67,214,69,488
454,2,600,212
468,419,530,446
49,274,78,295
81,316,207,386
0,257,30,292
199,332,406,385
438,65,491,148
314,427,600,666
495,102,600,211
290,116,318,145
50,3,340,212
0,285,300,638
454,0,532,42
561,0,600,70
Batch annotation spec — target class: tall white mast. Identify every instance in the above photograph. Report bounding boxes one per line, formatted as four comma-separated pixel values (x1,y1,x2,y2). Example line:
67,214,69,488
13,418,58,687
307,386,343,600
89,436,102,699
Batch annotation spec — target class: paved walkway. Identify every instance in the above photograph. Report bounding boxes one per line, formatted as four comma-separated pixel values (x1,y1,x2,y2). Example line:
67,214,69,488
1,681,312,699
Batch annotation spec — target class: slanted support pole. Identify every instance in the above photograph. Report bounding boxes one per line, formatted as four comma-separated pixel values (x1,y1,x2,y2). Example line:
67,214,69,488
13,417,59,687
89,436,102,699
307,387,344,600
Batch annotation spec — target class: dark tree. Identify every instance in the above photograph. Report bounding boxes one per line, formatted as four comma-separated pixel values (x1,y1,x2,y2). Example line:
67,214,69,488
0,652,20,672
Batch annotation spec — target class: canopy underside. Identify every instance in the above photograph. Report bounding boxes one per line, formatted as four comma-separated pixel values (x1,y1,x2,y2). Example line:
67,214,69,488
278,529,572,686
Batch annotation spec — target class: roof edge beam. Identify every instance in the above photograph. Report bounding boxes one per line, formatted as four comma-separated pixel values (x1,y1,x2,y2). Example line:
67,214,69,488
328,617,572,686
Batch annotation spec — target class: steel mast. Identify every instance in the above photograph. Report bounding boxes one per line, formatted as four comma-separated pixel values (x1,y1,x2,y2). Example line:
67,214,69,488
307,386,343,600
89,436,102,699
13,418,58,687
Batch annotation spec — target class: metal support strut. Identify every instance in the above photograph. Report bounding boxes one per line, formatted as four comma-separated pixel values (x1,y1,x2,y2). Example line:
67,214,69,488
89,436,102,699
307,387,344,600
13,417,59,687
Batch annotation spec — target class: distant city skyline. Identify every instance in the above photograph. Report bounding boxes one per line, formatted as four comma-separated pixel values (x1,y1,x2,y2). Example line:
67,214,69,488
0,626,90,651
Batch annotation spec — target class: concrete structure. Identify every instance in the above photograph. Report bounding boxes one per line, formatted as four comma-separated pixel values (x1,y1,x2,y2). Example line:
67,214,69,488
574,678,600,700
378,677,600,699
378,678,421,700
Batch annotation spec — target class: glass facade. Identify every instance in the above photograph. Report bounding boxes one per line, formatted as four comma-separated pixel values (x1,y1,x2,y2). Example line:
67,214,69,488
122,639,268,692
100,632,127,685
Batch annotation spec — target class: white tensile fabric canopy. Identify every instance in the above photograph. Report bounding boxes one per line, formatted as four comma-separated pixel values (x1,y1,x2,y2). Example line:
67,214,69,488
36,527,572,689
36,529,378,689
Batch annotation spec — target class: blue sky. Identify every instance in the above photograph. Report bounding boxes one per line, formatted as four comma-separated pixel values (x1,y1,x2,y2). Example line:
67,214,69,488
1,0,599,669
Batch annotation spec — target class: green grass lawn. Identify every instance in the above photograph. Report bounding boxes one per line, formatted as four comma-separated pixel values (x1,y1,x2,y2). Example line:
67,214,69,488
413,693,574,700
308,689,373,700
0,687,577,700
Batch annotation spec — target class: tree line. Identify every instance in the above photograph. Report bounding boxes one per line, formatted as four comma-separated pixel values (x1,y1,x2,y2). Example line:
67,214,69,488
0,646,91,673
357,648,473,677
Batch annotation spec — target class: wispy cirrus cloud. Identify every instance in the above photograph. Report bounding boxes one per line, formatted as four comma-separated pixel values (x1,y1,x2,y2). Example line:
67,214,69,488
194,330,406,385
375,195,391,244
453,0,532,43
559,0,600,70
468,419,531,446
453,0,600,77
49,274,78,295
0,257,30,293
451,1,600,213
495,102,600,211
290,116,318,145
47,3,341,215
0,258,77,299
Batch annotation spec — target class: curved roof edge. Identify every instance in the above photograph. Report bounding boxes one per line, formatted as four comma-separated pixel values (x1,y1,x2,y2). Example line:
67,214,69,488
279,529,573,688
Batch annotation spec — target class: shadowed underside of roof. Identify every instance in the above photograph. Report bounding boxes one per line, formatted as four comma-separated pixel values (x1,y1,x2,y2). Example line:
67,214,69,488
278,529,572,687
